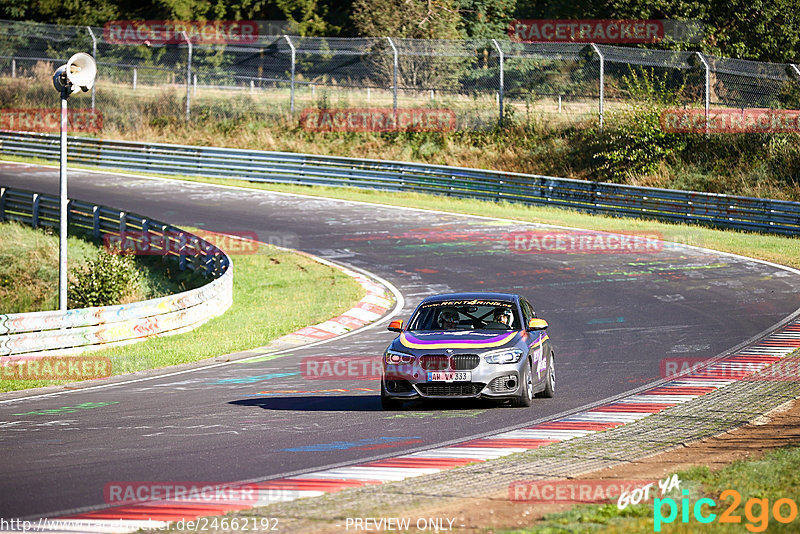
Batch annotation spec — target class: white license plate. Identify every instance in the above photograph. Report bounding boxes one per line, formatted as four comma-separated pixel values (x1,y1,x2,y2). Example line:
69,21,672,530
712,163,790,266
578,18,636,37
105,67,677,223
427,371,471,382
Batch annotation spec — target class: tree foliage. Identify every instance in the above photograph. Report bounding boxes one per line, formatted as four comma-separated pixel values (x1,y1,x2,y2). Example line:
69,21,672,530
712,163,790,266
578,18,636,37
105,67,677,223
352,0,465,39
1,0,799,62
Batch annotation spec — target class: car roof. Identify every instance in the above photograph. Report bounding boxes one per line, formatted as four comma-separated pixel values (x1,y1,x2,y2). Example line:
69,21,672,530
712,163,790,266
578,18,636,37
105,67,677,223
419,292,520,304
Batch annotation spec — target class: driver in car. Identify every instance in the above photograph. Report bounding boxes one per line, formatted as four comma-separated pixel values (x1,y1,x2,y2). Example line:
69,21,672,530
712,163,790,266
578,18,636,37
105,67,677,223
487,307,513,329
439,308,460,330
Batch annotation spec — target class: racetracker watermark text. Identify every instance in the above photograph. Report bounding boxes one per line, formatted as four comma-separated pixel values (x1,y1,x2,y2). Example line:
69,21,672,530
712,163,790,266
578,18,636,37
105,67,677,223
508,231,663,254
661,357,800,381
104,482,267,505
660,108,800,133
0,108,102,133
103,230,297,255
103,20,260,44
1,356,111,381
509,479,653,503
509,19,703,44
301,356,382,380
300,108,456,132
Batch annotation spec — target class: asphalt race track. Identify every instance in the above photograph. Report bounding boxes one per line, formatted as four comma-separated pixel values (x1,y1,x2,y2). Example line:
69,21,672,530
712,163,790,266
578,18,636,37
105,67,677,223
1,162,799,520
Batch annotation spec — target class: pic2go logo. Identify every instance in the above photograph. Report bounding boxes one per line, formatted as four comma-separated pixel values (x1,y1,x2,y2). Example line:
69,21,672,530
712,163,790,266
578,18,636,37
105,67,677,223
653,490,799,532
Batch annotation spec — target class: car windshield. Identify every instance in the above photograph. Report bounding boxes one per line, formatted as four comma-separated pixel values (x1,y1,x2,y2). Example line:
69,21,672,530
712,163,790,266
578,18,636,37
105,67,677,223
407,299,519,331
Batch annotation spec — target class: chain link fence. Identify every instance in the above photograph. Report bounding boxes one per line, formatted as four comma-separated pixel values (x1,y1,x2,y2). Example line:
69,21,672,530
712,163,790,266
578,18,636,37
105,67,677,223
1,19,799,134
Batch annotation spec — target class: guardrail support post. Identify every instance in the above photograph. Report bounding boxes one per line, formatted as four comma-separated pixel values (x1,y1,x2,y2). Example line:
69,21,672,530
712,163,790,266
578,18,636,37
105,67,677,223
387,37,398,117
32,193,40,229
0,187,6,221
92,205,100,238
492,39,504,126
87,27,97,112
284,35,296,113
590,43,604,131
183,31,192,121
179,231,187,270
119,211,126,236
696,52,710,136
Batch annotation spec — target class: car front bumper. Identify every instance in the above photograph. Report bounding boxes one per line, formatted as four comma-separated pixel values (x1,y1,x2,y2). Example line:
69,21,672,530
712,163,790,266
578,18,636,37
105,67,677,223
383,362,524,400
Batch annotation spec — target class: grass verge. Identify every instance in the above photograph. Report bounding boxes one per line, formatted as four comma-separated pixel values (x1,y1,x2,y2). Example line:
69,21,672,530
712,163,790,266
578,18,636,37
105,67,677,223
0,220,204,313
514,446,800,533
0,236,365,393
0,221,98,312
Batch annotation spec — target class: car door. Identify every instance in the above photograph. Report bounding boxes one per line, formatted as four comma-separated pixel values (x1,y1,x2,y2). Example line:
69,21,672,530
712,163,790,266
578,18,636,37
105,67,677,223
520,297,546,383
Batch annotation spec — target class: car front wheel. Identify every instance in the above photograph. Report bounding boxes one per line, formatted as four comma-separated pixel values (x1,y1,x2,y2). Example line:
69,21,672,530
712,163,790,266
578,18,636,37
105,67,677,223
512,358,534,407
536,351,555,398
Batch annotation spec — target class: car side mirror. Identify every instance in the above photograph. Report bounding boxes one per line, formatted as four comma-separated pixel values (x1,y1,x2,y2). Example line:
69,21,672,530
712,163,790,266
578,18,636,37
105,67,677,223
387,319,404,332
527,318,548,330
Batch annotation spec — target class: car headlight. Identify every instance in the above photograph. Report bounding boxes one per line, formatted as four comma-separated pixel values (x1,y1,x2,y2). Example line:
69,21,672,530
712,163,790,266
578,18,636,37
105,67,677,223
484,348,523,364
384,349,415,365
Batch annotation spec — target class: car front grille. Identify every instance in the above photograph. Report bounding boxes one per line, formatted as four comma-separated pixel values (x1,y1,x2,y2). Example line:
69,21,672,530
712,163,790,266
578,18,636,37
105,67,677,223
416,382,486,397
451,354,480,370
420,355,450,371
419,354,480,371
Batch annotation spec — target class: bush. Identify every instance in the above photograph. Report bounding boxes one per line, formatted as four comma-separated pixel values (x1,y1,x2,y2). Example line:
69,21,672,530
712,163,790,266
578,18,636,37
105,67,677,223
68,250,141,308
583,104,687,182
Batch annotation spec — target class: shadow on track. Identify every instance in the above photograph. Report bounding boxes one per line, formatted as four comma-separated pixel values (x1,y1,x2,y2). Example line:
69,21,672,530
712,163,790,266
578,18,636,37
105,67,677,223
229,395,503,412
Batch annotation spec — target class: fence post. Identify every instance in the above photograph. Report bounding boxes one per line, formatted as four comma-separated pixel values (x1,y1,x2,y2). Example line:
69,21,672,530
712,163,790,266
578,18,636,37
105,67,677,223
86,27,97,111
11,58,15,78
492,39,504,126
183,31,192,121
695,52,710,136
791,64,800,81
386,37,398,117
284,35,296,113
590,43,604,131
133,67,137,90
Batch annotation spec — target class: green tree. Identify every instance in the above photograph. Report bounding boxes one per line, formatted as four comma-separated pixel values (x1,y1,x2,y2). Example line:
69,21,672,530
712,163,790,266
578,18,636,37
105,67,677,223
352,0,464,39
351,0,468,92
603,0,800,62
274,0,343,36
1,0,122,26
457,0,517,39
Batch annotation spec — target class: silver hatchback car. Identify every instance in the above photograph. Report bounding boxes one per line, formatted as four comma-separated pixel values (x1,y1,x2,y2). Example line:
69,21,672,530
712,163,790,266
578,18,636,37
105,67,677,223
381,292,555,410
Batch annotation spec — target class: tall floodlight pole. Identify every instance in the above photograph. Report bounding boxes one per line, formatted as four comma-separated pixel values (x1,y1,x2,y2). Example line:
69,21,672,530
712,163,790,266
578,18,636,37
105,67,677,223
52,53,97,311
59,85,68,311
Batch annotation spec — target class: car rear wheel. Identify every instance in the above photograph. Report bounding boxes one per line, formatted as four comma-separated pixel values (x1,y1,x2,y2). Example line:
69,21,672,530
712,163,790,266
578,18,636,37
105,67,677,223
536,351,555,398
381,380,403,411
512,358,534,407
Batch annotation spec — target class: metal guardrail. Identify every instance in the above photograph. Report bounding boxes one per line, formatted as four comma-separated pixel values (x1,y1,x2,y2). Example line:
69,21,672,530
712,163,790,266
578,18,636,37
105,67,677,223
1,130,798,235
0,186,233,357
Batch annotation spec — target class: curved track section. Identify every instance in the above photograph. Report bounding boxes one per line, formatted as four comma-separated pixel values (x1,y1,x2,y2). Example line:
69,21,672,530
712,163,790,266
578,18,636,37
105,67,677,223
1,162,799,521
